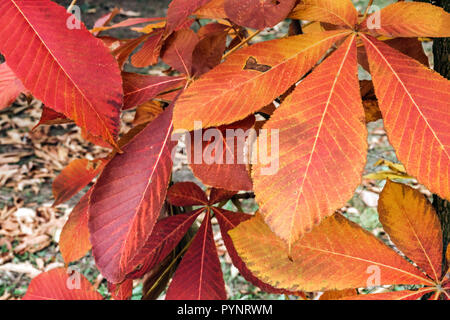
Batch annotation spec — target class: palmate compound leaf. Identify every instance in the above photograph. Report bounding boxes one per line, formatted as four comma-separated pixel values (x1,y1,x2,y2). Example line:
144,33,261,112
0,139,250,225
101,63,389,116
0,63,26,110
0,0,123,148
361,35,450,200
378,181,443,281
89,105,176,283
361,2,450,38
23,268,103,300
173,30,350,132
224,0,296,30
253,35,368,247
59,190,92,264
229,213,434,292
165,211,227,300
289,0,358,28
52,158,105,206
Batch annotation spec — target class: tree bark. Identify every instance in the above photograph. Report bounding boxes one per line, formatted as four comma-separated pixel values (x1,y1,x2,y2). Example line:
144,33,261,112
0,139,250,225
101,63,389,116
415,0,450,273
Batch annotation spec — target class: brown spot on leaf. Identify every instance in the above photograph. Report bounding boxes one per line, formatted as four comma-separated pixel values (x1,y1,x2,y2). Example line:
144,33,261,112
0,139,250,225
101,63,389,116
244,56,271,73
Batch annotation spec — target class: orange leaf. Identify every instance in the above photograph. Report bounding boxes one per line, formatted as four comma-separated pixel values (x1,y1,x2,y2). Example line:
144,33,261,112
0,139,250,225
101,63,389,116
378,181,443,281
131,30,164,68
132,101,164,126
361,2,450,37
52,158,105,206
165,212,227,300
0,0,123,148
224,0,296,30
289,0,358,28
174,30,350,131
361,35,450,200
194,0,227,20
253,35,367,246
23,268,102,300
319,289,357,300
0,63,26,110
229,213,434,292
59,190,92,264
89,106,176,283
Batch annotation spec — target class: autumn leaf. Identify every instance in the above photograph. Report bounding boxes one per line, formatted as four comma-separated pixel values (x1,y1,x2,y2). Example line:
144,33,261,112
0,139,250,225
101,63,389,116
361,35,450,200
166,0,213,33
165,212,227,300
0,0,123,148
160,29,200,75
89,105,176,283
131,30,165,68
59,190,92,264
23,268,103,300
166,181,209,206
0,63,26,110
362,2,450,38
52,158,105,206
108,279,133,300
253,35,367,247
174,30,350,131
224,0,296,30
289,0,358,28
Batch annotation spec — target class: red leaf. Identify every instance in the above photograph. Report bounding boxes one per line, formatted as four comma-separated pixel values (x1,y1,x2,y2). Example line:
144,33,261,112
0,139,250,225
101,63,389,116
188,116,255,191
213,208,297,295
167,182,209,206
167,0,212,32
89,105,176,283
161,29,200,75
59,190,92,264
52,158,105,206
34,106,71,128
108,279,133,300
127,210,203,279
224,0,296,30
208,188,237,205
166,212,226,300
0,63,26,110
23,268,103,300
122,72,185,110
0,0,123,148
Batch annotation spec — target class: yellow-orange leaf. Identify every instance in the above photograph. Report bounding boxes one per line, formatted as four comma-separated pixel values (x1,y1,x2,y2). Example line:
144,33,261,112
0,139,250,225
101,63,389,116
59,190,92,264
253,35,367,246
173,31,350,131
378,181,442,281
342,288,434,300
362,2,450,37
361,35,450,200
229,213,434,292
289,0,358,28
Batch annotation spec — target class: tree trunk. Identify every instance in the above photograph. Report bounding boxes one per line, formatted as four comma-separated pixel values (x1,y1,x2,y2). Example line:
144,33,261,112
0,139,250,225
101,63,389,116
415,0,450,273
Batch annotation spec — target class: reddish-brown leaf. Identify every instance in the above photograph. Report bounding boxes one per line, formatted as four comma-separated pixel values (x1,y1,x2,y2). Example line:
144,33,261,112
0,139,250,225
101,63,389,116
166,0,212,32
122,72,185,110
89,105,176,283
132,101,164,126
224,0,296,30
253,35,367,246
161,29,200,75
167,182,209,206
174,30,349,131
195,0,227,20
230,213,434,292
59,190,92,264
0,63,26,110
289,0,358,28
378,181,443,281
208,188,237,205
166,212,226,299
127,210,203,279
189,116,254,191
52,158,105,206
0,0,123,148
131,30,164,68
361,35,450,200
34,106,71,128
23,268,103,300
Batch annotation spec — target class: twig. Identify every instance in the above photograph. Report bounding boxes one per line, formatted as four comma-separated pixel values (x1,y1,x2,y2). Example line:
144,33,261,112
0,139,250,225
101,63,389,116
67,0,77,13
222,30,261,60
362,0,375,20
